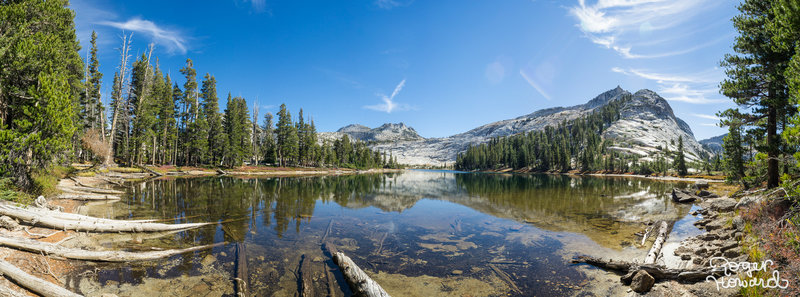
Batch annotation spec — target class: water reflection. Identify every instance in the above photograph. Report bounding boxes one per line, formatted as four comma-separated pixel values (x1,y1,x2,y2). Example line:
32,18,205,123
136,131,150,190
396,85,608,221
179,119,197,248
75,170,693,296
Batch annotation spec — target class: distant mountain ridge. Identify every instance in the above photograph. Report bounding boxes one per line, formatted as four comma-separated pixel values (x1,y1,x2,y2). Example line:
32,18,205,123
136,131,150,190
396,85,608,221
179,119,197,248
324,87,710,166
700,134,726,155
319,122,424,143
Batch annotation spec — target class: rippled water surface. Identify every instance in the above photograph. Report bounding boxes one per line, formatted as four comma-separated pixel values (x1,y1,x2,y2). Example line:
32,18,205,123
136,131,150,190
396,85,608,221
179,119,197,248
69,170,694,296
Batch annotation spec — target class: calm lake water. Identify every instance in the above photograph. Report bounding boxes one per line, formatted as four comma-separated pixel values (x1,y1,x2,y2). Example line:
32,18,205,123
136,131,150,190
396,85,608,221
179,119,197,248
67,170,695,296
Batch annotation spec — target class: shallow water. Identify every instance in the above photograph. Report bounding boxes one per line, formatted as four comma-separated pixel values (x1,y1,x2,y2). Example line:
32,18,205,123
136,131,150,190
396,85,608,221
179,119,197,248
68,170,696,296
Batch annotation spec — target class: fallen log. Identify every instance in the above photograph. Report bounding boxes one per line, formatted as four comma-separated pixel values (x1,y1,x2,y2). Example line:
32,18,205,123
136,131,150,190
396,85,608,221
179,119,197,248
22,206,157,224
571,256,721,282
644,221,669,264
489,263,522,295
300,254,314,297
0,284,28,297
55,193,121,200
234,242,249,297
0,236,224,262
324,241,390,297
0,258,83,297
0,205,210,232
134,164,163,177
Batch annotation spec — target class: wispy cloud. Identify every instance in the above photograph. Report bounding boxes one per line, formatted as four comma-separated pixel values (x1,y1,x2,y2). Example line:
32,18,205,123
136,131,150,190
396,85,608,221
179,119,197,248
364,79,413,113
568,0,721,59
375,0,413,10
612,67,726,104
520,70,551,100
98,17,188,54
692,113,720,121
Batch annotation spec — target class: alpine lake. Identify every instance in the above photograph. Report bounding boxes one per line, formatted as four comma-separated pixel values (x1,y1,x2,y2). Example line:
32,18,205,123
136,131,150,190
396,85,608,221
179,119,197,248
62,170,701,296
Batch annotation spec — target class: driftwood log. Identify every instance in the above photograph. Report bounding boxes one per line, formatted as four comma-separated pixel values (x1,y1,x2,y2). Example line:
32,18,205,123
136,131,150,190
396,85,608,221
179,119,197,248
0,236,224,262
0,205,210,232
0,259,83,297
324,241,390,297
571,256,721,282
300,254,315,297
134,164,163,176
644,221,668,264
234,242,249,297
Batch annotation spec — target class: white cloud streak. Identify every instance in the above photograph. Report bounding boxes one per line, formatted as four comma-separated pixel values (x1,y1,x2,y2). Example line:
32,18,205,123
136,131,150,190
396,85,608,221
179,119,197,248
364,79,412,113
569,0,717,59
520,70,551,101
612,67,726,104
375,0,412,10
98,17,187,54
692,113,720,121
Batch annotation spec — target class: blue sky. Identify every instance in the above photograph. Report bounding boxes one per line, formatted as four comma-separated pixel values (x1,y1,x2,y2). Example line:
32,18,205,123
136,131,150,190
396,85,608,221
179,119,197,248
69,0,739,140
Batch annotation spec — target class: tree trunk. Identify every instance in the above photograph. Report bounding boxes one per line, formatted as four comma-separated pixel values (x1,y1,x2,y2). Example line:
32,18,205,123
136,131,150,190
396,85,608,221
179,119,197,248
0,259,83,297
767,106,778,188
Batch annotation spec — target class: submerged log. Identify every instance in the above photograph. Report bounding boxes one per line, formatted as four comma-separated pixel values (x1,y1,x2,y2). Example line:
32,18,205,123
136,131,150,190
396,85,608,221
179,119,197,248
644,221,669,264
234,242,249,297
489,263,522,295
0,259,83,297
0,236,224,262
324,241,390,297
0,205,210,232
300,254,314,297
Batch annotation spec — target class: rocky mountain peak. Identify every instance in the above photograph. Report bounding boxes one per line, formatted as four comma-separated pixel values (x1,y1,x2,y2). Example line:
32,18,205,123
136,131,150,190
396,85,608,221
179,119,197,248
337,124,370,133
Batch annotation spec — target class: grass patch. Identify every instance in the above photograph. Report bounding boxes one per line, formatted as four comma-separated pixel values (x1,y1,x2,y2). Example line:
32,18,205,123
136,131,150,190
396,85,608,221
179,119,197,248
108,167,143,173
0,178,33,205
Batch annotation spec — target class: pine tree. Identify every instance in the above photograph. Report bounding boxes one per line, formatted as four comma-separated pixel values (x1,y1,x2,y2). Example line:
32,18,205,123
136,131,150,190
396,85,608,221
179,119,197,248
201,74,224,166
674,136,688,176
276,104,298,167
720,0,794,188
263,112,276,164
0,0,84,187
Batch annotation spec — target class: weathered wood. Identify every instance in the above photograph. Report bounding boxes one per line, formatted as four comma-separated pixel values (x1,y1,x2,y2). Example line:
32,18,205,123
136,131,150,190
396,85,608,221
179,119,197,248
300,254,314,297
320,219,334,244
21,206,157,224
0,236,223,262
489,263,522,295
324,241,390,297
134,164,163,176
0,284,28,297
571,256,720,282
644,221,668,264
234,242,249,297
0,205,210,232
55,193,121,200
0,259,83,297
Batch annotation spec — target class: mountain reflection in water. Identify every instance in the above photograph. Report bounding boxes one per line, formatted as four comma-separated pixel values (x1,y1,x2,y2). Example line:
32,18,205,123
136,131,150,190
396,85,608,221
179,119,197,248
74,170,692,297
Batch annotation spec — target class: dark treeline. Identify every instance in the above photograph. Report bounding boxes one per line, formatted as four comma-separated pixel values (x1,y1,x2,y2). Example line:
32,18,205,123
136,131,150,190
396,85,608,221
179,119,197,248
0,0,396,189
454,95,688,175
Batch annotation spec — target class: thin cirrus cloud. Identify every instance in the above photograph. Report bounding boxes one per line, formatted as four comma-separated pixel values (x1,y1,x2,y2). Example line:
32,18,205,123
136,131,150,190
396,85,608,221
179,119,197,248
568,0,720,59
611,67,726,104
98,17,188,54
364,79,413,113
375,0,413,10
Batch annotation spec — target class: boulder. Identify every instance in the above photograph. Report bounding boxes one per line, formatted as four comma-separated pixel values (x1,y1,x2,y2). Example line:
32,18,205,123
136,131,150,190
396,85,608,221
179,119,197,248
709,198,737,212
697,190,719,198
735,195,762,209
694,181,710,190
672,189,697,203
630,270,655,293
